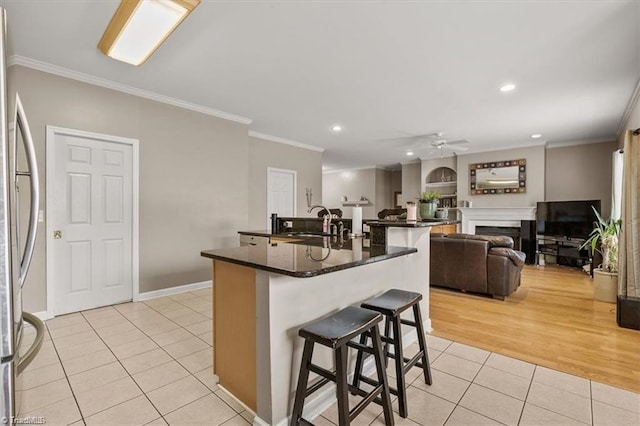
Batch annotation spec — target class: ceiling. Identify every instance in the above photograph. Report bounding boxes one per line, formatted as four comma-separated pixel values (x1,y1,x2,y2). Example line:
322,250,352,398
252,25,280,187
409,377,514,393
3,1,640,171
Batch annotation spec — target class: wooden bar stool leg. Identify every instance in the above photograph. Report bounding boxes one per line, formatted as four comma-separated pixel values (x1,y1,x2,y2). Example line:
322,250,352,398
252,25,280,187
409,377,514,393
335,345,350,426
383,316,391,368
351,333,368,389
392,316,407,418
413,304,432,385
371,324,395,426
290,340,314,426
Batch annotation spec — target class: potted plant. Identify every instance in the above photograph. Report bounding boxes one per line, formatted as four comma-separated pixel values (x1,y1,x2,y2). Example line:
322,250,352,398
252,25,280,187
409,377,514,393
581,207,622,303
419,190,441,219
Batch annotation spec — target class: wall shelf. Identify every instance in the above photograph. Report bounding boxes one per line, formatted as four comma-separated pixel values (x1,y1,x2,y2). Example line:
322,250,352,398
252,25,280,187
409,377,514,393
424,181,457,188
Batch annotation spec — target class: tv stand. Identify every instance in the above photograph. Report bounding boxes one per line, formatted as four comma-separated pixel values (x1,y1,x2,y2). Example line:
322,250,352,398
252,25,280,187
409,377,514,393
535,235,593,275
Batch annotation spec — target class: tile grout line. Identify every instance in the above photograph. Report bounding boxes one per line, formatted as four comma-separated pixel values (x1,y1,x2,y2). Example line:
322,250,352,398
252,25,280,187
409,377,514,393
43,321,87,426
79,308,164,424
69,300,208,423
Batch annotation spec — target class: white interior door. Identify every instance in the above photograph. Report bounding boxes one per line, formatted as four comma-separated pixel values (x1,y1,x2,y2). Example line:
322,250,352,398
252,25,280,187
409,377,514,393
267,168,296,230
48,129,135,315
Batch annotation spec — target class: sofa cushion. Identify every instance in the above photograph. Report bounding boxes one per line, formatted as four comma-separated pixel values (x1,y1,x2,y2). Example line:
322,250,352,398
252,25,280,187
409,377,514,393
446,233,514,249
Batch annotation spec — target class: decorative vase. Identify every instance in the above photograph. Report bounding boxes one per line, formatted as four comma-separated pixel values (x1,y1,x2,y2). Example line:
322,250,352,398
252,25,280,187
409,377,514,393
593,269,618,303
419,201,437,219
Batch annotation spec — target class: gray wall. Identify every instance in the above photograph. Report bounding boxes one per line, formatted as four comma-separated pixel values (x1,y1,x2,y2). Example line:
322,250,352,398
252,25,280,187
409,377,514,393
375,168,392,214
401,162,421,204
390,170,402,205
456,145,545,207
10,66,250,312
545,141,618,216
323,168,377,219
248,136,323,228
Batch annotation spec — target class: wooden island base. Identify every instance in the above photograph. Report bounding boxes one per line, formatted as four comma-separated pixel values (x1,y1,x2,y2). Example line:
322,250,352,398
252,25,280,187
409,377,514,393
213,261,256,411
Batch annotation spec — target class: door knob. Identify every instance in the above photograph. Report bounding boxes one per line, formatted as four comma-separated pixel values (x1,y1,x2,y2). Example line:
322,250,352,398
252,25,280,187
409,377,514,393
53,230,62,239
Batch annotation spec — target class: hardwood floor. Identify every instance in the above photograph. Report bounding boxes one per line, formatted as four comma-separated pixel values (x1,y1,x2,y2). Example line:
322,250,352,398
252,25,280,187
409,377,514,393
429,264,640,393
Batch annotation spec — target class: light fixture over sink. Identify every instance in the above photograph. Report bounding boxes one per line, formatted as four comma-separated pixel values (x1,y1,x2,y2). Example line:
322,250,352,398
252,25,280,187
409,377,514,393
98,0,200,66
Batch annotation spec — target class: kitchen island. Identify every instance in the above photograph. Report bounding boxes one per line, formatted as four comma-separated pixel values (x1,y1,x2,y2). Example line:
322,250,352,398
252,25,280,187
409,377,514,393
201,221,444,426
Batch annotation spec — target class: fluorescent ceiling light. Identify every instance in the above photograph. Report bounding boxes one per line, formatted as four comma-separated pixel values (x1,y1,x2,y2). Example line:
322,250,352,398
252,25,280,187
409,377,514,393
331,125,343,132
531,133,543,139
98,0,200,66
406,151,414,156
500,83,516,92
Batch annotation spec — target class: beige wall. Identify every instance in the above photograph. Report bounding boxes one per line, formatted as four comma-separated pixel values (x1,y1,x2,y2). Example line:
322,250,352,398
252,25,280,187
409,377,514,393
323,168,377,219
248,136,323,228
390,169,402,203
401,162,422,204
546,141,618,216
456,145,545,207
323,167,395,219
375,168,392,214
10,66,250,312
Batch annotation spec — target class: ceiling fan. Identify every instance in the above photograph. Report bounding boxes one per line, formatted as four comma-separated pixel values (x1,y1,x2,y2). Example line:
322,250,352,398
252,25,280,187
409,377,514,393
406,132,470,156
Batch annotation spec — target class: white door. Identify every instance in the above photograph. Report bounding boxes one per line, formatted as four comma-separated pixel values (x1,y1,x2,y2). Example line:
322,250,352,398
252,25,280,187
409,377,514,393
48,129,134,315
267,168,296,230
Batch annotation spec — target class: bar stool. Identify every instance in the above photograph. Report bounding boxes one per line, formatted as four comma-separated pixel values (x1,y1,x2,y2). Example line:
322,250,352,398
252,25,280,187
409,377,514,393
352,289,432,418
290,306,394,426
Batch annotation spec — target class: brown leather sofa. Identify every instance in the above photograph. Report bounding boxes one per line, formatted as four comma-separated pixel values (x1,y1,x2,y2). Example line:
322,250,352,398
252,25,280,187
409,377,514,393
430,233,526,300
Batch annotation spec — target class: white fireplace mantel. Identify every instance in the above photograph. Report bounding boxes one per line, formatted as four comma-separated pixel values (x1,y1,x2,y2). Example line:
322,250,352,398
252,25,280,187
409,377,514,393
456,207,536,234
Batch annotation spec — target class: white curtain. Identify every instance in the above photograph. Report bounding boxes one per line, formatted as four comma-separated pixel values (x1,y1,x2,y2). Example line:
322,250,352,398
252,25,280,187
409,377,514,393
618,130,640,298
611,150,624,220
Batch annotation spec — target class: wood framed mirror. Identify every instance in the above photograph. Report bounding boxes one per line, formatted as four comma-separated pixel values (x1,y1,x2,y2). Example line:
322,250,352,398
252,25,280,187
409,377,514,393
469,159,526,195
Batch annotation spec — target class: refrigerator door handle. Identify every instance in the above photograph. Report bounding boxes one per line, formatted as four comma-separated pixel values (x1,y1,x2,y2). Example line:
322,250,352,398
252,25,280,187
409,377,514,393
14,94,39,288
16,312,44,375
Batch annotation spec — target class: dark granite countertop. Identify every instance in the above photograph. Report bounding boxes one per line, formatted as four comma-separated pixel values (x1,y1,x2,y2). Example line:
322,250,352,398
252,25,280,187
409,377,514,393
201,237,416,278
366,219,460,227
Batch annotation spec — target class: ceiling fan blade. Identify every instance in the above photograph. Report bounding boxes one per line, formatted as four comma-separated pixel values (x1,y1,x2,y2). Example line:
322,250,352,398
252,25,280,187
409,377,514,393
445,144,469,152
443,139,469,146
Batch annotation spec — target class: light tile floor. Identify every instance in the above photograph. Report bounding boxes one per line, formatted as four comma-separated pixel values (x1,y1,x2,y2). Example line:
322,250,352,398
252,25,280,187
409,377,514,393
17,288,640,426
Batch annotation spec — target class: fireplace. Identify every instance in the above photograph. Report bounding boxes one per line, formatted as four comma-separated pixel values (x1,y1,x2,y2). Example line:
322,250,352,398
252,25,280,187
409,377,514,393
475,225,521,251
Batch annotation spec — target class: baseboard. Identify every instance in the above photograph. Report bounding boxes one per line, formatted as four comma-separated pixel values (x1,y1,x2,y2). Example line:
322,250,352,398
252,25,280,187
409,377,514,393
136,280,212,301
31,311,53,321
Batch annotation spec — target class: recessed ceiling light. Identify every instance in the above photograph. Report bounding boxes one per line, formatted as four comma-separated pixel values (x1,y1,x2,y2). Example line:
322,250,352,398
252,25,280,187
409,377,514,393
531,133,542,139
500,83,516,92
406,151,414,156
331,125,342,132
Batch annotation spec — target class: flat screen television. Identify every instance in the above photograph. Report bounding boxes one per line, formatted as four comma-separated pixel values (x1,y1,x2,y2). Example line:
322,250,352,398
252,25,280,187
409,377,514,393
536,200,601,239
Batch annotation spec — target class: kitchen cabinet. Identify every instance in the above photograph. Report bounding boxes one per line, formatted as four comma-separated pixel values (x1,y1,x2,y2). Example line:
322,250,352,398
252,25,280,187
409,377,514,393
431,224,457,234
239,234,269,247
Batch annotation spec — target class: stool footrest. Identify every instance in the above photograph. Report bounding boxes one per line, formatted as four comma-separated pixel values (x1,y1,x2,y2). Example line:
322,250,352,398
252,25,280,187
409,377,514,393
348,383,386,421
308,364,335,382
400,318,417,327
358,375,399,398
306,377,331,398
346,340,374,355
402,356,424,369
403,352,423,372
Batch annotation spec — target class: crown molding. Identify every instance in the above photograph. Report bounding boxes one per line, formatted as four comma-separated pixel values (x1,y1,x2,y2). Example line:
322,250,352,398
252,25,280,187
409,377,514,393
617,77,640,137
248,131,324,152
322,165,389,174
546,137,616,149
8,55,253,125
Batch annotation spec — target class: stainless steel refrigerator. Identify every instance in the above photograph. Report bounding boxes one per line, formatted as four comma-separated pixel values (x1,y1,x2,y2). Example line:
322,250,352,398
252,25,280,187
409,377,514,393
0,6,44,422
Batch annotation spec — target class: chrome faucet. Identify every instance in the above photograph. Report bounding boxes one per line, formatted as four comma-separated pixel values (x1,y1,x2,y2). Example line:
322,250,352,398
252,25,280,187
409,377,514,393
308,205,332,233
